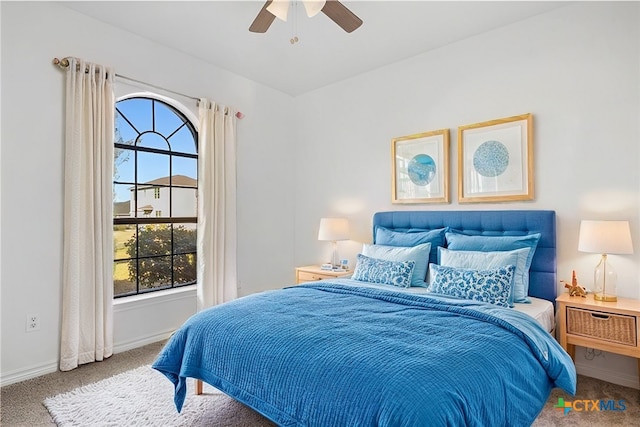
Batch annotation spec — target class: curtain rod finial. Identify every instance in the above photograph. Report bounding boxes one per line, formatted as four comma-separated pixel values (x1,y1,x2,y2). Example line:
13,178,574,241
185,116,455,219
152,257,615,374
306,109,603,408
53,57,70,68
235,111,245,119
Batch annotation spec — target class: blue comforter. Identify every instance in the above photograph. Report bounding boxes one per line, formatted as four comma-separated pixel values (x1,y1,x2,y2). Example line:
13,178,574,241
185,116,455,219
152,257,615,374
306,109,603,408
152,282,576,426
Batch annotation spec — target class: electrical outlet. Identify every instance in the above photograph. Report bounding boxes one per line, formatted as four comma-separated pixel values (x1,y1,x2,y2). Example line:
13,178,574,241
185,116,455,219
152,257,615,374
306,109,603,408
26,314,40,332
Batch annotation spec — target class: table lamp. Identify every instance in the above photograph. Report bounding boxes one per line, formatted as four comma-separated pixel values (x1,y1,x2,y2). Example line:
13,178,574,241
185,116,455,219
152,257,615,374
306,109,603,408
578,220,633,302
318,218,349,268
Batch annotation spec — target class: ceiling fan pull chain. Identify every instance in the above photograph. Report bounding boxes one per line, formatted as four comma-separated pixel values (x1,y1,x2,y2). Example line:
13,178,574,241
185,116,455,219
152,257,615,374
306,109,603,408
290,1,299,45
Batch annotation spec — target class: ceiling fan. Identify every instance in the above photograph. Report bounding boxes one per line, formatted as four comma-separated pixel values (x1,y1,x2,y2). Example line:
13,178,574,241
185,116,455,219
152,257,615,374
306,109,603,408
249,0,363,34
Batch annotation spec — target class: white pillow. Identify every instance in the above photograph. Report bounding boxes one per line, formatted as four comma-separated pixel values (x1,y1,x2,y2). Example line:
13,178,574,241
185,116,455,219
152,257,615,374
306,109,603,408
362,242,431,287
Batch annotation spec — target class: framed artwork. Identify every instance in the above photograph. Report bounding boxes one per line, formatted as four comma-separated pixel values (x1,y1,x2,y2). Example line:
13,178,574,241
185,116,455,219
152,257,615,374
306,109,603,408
392,129,450,204
457,113,533,203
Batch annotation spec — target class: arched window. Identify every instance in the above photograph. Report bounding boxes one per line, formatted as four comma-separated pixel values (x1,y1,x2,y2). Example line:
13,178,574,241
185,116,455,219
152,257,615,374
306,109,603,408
113,96,198,297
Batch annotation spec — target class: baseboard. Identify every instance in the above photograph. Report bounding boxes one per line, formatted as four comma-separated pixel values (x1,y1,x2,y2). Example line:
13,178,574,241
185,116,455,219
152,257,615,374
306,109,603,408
4,338,636,392
575,361,640,390
112,330,174,354
0,360,59,387
2,289,192,387
0,332,174,387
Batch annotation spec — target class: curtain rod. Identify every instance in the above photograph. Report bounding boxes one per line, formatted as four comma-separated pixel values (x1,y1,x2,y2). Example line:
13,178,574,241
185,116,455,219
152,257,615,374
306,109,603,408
52,57,244,119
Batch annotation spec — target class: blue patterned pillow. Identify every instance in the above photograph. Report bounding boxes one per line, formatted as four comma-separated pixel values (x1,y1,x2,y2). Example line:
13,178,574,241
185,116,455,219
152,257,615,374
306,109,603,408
437,247,527,307
428,263,516,307
352,254,415,288
362,243,431,287
445,231,541,303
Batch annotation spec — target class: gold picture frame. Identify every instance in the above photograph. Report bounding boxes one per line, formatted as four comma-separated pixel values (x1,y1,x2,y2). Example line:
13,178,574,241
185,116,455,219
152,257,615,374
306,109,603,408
392,129,450,204
457,114,533,203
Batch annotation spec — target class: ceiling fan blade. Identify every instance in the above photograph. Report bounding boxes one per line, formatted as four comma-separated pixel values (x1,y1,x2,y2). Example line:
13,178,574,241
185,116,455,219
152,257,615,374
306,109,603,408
321,0,362,33
249,1,276,33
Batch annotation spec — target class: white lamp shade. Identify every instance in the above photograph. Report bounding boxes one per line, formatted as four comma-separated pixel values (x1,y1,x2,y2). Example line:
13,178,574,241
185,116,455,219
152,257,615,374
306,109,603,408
266,0,289,21
318,218,349,242
578,220,634,254
303,0,326,17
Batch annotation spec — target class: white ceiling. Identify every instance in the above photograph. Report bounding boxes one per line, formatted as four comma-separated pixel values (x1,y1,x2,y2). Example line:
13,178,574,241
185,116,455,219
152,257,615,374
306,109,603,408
60,1,567,96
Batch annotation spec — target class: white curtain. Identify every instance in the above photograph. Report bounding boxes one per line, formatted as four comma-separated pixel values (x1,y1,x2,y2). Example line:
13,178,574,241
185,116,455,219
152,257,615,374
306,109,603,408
197,99,238,310
60,58,114,371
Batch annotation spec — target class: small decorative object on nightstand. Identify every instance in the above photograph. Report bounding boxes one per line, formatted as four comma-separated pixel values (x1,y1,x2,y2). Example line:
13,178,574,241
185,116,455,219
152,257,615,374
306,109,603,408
295,265,351,284
561,270,586,297
556,293,640,386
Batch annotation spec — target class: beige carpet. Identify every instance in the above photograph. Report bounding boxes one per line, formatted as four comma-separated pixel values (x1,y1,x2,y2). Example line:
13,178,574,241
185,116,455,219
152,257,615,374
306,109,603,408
533,375,640,426
2,340,639,426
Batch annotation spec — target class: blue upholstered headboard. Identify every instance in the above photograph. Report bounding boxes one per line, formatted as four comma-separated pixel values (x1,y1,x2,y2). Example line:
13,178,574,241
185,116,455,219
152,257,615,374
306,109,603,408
372,210,557,303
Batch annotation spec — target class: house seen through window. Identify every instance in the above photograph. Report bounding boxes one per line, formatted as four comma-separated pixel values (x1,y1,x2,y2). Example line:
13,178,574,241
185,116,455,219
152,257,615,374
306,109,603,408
113,96,198,298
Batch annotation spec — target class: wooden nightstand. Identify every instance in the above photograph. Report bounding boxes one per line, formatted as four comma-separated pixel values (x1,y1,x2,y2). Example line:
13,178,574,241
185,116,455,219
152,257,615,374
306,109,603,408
295,265,351,284
556,293,640,384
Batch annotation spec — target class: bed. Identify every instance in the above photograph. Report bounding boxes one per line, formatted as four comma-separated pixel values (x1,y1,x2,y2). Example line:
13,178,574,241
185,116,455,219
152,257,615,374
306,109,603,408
153,210,576,426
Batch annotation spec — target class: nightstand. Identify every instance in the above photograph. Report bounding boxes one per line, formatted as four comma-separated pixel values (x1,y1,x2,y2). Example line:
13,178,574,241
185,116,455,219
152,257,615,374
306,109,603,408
556,293,640,384
295,265,351,284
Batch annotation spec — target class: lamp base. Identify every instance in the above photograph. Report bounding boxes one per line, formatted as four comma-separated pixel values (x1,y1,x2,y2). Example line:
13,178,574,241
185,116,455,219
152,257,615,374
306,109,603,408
330,241,340,269
594,293,617,302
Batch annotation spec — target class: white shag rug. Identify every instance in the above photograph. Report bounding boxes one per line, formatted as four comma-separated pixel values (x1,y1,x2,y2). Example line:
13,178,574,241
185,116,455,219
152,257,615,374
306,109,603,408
43,365,274,427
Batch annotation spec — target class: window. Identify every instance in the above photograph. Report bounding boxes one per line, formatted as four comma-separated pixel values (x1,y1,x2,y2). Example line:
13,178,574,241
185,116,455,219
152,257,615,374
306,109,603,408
113,96,198,298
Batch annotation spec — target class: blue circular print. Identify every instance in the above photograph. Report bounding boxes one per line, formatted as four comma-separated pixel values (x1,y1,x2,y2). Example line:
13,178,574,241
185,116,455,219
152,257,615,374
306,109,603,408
473,140,509,177
408,154,436,186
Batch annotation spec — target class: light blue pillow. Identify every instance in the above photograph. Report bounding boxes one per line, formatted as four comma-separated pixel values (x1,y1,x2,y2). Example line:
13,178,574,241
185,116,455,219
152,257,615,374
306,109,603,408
444,232,541,303
428,263,516,308
375,227,446,266
437,247,529,307
352,254,415,288
362,242,431,287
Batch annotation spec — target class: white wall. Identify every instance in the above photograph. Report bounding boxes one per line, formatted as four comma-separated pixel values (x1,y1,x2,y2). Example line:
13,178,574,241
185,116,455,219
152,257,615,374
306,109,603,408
0,2,295,385
2,1,639,390
293,2,640,388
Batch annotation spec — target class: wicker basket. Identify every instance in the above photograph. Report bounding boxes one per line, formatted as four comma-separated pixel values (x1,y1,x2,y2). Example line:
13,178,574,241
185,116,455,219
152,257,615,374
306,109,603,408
567,307,637,346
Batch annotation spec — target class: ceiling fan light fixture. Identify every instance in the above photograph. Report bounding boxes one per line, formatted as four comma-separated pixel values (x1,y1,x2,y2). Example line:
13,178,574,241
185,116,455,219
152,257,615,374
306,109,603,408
266,0,289,22
303,0,326,18
250,0,361,34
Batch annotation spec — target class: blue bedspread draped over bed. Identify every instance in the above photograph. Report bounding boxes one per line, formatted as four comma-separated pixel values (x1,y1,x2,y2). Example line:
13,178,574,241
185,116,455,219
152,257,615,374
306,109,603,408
153,281,576,426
